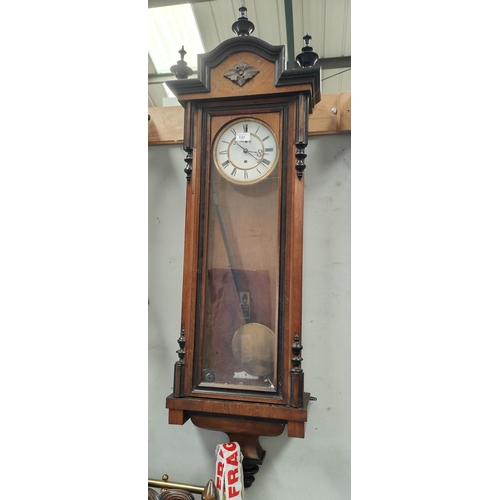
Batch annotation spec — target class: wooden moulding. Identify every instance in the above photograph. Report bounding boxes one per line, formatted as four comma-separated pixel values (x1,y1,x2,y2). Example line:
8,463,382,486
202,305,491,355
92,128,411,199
148,92,351,145
166,393,309,438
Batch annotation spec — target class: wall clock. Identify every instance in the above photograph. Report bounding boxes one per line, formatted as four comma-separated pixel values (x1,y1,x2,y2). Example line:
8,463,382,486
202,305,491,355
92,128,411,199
164,6,320,488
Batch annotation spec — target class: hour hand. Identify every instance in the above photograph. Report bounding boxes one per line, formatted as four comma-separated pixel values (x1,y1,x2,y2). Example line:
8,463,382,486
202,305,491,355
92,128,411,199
235,142,258,160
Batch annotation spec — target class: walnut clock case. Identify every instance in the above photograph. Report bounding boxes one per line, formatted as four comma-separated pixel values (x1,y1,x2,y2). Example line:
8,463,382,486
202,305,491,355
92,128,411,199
165,27,321,487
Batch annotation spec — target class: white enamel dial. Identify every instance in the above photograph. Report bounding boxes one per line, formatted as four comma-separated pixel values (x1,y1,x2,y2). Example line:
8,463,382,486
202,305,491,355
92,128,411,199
213,118,278,184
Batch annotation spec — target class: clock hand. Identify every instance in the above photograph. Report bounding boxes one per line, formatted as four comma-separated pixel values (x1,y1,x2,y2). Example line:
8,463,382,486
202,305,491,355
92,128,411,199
247,150,264,158
234,142,259,161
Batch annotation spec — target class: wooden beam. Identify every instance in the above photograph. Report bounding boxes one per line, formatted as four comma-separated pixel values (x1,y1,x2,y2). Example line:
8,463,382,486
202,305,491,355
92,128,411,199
148,92,351,145
148,106,185,145
308,92,351,136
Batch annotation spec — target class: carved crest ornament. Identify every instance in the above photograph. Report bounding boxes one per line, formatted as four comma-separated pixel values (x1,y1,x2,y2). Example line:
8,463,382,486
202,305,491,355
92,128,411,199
223,62,259,86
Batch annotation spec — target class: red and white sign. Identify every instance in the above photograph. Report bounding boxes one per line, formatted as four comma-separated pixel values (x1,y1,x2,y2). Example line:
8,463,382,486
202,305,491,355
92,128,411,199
214,442,244,500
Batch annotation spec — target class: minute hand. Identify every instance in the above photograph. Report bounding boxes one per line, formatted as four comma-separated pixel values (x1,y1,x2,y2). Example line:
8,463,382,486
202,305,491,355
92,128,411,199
234,142,259,161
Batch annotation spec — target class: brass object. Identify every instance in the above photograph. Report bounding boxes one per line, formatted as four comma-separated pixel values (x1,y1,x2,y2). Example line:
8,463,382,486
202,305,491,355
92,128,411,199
161,474,169,492
232,322,275,377
201,480,217,500
148,478,218,500
148,478,204,495
159,490,195,500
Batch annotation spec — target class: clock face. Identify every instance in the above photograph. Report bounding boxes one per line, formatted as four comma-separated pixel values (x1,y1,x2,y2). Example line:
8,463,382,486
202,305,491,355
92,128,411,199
213,118,278,185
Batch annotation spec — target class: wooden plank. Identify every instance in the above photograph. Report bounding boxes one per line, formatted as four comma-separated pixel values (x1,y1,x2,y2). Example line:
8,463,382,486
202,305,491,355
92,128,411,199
338,91,351,133
148,92,351,145
308,92,339,135
148,106,184,145
308,91,351,135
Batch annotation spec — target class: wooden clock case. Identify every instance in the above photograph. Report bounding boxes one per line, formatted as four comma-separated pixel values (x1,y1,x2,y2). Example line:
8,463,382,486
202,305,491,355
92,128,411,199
165,31,320,485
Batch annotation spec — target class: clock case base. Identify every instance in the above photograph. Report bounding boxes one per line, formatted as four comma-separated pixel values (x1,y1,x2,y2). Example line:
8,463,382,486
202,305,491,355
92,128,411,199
166,393,310,487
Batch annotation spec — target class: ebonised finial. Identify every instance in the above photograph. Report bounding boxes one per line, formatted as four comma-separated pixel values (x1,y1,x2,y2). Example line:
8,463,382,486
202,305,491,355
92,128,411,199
232,1,255,36
295,32,319,68
170,45,193,79
176,328,186,364
291,333,304,372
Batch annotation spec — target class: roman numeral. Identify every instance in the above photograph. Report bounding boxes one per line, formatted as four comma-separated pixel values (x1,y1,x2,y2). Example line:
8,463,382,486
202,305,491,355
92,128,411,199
222,160,230,168
231,128,237,136
262,135,270,141
231,167,238,177
219,150,228,155
255,126,260,134
261,158,271,166
265,147,274,153
243,123,248,132
222,140,230,144
244,171,248,179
